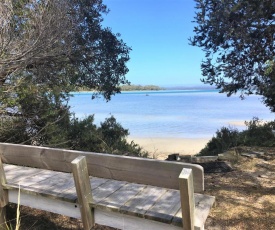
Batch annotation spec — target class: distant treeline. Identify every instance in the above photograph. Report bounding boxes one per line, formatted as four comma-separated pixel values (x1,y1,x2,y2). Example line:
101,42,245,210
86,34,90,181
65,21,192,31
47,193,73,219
120,84,164,91
74,84,163,92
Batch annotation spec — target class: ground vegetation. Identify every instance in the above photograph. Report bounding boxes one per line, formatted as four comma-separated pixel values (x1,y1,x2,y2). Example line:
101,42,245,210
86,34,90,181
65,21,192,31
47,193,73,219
198,117,275,156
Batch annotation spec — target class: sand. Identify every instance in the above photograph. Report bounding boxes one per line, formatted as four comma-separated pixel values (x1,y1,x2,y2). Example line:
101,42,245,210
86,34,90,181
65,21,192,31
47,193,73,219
128,137,210,160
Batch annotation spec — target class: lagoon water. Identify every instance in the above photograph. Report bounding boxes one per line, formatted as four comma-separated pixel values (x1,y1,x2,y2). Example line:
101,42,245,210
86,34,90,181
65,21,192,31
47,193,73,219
69,90,274,139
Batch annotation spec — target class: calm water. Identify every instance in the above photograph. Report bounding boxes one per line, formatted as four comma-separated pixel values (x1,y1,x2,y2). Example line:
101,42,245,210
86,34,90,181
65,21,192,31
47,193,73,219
69,90,274,139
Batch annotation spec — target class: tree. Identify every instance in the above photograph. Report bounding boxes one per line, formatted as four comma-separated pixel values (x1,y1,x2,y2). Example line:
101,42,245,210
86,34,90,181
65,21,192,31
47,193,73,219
0,0,148,157
0,0,131,100
0,0,131,128
0,76,71,146
0,0,74,86
190,0,275,110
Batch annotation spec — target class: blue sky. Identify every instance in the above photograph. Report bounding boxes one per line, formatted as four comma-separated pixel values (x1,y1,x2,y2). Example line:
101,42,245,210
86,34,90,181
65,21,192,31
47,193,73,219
102,0,205,87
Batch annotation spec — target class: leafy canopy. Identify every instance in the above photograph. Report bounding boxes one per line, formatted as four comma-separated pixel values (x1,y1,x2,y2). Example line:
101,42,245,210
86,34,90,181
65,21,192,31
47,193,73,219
0,0,131,100
190,0,275,110
0,0,149,157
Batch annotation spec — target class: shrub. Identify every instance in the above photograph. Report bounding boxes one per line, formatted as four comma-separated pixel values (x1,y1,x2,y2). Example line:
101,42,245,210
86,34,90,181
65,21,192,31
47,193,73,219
198,127,240,156
198,117,275,156
67,115,148,157
0,113,148,158
240,117,275,147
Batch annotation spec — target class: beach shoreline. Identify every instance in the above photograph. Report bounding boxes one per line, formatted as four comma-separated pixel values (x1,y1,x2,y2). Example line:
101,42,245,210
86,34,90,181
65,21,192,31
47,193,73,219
128,137,210,160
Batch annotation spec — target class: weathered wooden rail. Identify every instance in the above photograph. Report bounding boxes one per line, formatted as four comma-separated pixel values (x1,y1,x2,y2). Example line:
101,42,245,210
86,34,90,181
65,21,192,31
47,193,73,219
0,143,215,230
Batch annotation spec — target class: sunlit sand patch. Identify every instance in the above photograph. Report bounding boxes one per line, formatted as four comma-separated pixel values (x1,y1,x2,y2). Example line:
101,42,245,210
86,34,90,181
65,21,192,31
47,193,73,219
128,137,210,160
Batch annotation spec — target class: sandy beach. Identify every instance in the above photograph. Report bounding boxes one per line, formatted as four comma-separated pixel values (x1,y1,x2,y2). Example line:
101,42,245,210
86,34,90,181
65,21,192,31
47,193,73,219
128,137,210,160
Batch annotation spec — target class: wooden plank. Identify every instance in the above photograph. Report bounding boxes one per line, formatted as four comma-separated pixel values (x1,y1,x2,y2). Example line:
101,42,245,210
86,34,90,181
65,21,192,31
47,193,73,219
0,144,44,169
61,177,110,201
3,164,19,172
10,170,63,187
90,177,110,189
145,190,181,224
172,193,215,229
40,148,72,172
0,158,8,207
5,164,150,210
20,168,76,201
179,168,195,230
95,208,182,230
92,179,127,204
82,152,204,192
47,175,75,198
7,185,182,230
194,194,215,230
56,184,77,201
8,189,81,219
4,166,43,184
96,183,145,212
0,144,78,172
0,143,204,192
28,171,71,189
4,165,77,202
25,172,75,197
71,156,94,230
121,186,167,217
172,206,184,227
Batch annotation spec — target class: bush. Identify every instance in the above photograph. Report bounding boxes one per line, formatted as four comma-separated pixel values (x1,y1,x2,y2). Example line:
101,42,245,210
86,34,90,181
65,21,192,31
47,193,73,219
198,127,240,156
198,117,275,156
0,80,147,157
67,115,148,157
0,113,148,158
240,117,275,147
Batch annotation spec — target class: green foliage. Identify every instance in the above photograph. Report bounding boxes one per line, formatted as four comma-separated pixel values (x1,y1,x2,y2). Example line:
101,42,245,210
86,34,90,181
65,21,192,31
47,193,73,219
190,0,275,111
240,117,275,147
198,117,275,156
0,81,148,157
0,117,29,144
98,116,129,151
0,1,147,158
0,81,71,147
0,109,148,157
70,2,132,100
259,61,275,112
67,115,100,151
1,0,131,100
67,115,148,157
198,127,240,156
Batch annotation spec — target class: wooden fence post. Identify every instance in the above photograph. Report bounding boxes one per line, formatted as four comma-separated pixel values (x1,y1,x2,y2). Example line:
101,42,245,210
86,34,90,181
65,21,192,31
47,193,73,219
0,158,8,229
179,168,195,230
71,156,94,230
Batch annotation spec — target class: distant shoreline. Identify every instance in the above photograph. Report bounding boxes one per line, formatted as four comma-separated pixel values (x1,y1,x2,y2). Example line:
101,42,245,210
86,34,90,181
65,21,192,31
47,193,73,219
120,84,164,91
71,88,219,94
75,84,164,92
74,84,217,93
